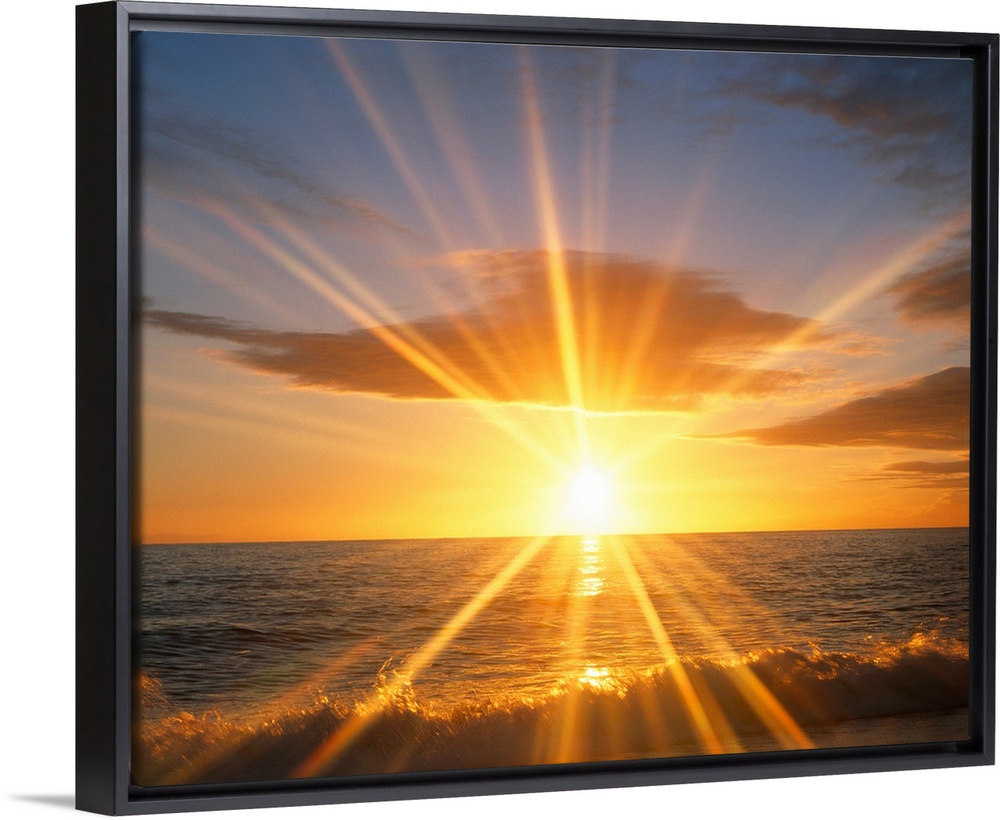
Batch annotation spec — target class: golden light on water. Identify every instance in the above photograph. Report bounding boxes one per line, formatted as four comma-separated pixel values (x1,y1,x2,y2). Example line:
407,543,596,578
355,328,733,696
575,536,606,597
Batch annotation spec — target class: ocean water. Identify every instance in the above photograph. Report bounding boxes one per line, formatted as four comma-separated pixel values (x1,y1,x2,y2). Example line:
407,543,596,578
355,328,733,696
136,528,970,786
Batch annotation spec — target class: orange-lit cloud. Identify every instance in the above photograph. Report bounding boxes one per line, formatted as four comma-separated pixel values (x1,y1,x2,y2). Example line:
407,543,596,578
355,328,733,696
145,250,859,413
722,367,969,451
875,459,970,489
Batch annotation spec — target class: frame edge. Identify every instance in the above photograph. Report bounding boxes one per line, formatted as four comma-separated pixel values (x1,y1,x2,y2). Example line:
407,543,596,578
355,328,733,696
77,1,130,815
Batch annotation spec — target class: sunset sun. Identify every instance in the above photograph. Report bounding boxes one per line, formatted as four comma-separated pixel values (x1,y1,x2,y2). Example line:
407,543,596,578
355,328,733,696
564,463,615,534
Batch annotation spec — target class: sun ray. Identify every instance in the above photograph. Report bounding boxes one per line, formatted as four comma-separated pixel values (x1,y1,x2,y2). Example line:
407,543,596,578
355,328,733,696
397,42,506,249
719,208,971,396
291,533,555,778
146,636,386,784
578,47,617,258
604,159,719,410
575,55,618,415
810,209,970,329
625,536,814,749
608,273,675,412
541,537,608,764
607,535,731,754
326,40,457,248
520,47,591,461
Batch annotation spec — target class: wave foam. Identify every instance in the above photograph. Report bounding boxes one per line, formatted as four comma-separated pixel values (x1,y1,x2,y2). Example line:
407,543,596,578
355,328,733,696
134,635,968,787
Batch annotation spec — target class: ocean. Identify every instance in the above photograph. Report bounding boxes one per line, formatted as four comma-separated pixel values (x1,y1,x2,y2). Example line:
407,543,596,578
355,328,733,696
135,528,970,786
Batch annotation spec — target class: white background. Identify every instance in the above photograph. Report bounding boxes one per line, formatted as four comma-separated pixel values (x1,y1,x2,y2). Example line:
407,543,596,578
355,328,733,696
2,1,996,818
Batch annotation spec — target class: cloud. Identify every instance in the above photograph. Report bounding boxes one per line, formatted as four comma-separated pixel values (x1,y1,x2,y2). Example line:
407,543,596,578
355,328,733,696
144,250,854,412
142,99,424,242
882,459,970,474
145,309,459,400
719,55,972,207
754,59,966,142
871,459,970,490
885,247,970,328
721,367,969,451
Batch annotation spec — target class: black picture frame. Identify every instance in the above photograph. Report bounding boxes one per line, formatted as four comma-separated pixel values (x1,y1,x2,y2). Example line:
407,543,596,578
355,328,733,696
76,1,998,815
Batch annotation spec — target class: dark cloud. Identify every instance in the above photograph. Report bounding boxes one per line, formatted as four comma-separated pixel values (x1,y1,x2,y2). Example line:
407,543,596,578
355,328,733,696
755,60,965,141
722,367,969,451
144,309,457,400
886,248,970,328
142,101,424,242
720,55,972,207
145,250,853,413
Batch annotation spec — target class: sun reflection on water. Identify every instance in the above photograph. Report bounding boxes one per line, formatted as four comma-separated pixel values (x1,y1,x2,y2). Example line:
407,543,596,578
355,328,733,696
578,665,615,690
575,536,606,597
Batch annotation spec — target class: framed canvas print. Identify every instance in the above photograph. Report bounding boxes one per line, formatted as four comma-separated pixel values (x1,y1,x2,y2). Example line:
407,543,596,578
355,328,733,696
76,1,997,815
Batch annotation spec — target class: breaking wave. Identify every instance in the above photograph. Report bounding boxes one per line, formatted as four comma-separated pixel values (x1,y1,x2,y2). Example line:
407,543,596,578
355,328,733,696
134,635,968,787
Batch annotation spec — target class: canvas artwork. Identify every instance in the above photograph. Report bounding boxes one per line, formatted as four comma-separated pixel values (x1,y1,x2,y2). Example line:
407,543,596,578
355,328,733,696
132,29,973,787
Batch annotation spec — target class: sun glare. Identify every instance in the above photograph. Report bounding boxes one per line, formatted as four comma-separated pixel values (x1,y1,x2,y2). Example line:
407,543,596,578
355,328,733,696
564,464,615,534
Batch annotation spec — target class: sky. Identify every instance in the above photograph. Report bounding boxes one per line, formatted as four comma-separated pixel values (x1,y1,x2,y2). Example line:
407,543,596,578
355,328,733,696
134,28,974,542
